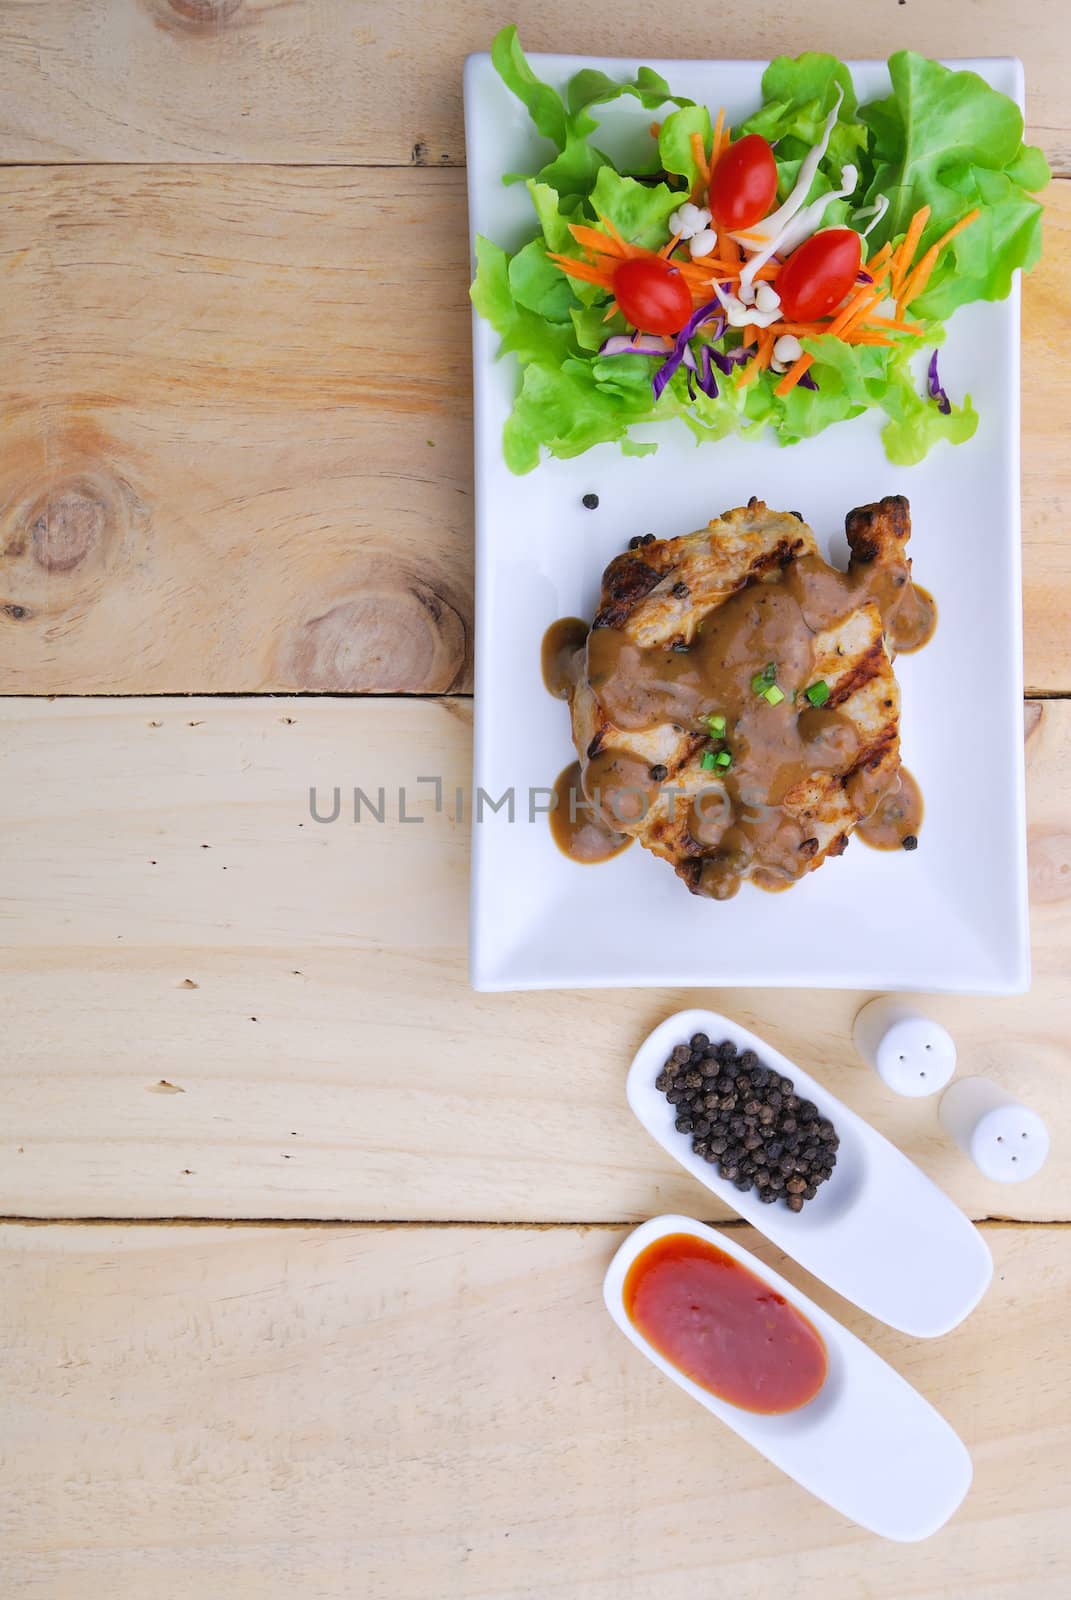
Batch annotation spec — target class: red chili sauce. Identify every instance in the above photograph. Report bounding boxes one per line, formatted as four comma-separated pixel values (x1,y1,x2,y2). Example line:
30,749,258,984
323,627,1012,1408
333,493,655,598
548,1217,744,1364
623,1233,827,1414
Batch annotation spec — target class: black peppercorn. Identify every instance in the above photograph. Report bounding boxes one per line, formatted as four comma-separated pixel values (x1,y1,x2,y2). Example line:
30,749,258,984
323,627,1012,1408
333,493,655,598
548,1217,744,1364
656,1036,838,1211
582,492,599,510
902,834,919,850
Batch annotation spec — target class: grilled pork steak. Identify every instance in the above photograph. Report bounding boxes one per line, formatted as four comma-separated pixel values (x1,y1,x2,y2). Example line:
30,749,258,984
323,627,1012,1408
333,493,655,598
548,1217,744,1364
555,496,932,899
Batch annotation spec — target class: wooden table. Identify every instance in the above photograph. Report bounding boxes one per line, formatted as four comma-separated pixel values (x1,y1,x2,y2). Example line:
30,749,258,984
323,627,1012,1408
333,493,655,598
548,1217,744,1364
2,4,1068,1594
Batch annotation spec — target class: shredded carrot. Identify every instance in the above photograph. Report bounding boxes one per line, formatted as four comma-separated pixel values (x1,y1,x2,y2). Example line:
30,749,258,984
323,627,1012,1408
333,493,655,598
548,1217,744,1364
843,330,896,346
890,205,931,299
710,109,725,169
595,211,639,257
739,328,775,386
659,231,683,259
674,257,733,279
773,355,812,397
766,321,835,338
547,253,616,287
864,241,894,279
718,121,732,160
774,283,884,396
568,222,629,259
690,131,710,201
602,301,620,322
742,322,757,348
897,208,981,312
864,314,925,335
832,284,887,336
649,120,662,138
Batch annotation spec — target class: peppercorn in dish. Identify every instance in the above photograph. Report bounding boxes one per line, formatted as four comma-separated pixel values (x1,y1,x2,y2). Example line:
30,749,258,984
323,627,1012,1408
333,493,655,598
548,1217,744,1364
656,1033,839,1210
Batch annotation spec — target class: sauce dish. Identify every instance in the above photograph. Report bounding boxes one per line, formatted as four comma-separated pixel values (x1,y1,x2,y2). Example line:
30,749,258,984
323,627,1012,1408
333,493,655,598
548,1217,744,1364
628,1008,992,1335
605,1214,973,1541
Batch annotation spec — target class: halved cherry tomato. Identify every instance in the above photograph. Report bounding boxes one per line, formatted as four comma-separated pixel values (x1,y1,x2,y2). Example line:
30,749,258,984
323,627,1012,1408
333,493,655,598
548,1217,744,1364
708,134,778,232
776,228,863,322
612,257,693,335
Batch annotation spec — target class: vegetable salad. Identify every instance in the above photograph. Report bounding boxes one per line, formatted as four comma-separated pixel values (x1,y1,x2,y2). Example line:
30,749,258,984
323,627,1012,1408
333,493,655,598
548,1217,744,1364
470,30,1048,472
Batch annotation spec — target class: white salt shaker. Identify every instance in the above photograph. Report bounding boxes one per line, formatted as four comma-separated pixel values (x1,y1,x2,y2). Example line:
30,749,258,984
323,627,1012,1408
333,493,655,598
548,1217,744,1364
939,1077,1050,1183
852,997,957,1097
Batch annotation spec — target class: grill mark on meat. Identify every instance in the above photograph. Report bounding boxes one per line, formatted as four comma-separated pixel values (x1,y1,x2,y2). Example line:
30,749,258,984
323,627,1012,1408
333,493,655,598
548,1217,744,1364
827,638,887,707
592,558,665,628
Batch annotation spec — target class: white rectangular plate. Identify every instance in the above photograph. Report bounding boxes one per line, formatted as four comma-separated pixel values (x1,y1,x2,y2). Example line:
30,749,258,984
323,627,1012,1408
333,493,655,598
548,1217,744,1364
465,52,1030,994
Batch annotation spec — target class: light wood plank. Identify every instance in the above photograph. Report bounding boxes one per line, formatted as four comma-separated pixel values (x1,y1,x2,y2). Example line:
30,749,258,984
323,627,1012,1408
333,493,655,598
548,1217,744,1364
0,165,473,693
1,167,1069,692
0,0,1068,174
1,1219,1067,1597
0,695,1067,1222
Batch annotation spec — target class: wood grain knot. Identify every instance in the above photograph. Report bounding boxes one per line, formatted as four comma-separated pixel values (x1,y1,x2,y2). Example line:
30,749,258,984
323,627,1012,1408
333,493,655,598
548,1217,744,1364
287,581,467,693
29,486,107,572
1028,830,1071,903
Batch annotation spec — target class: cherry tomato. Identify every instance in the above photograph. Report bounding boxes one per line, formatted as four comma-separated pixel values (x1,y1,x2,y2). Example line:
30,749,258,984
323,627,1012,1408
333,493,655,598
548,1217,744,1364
612,257,693,335
708,134,778,231
776,228,863,322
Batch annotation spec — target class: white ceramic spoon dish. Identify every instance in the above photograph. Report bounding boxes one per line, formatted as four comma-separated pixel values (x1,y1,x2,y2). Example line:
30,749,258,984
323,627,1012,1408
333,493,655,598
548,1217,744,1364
604,1215,972,1542
628,1009,992,1336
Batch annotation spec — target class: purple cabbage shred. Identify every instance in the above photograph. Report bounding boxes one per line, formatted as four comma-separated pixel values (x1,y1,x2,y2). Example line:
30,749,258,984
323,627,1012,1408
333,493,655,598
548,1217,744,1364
711,346,752,375
651,301,725,403
927,349,952,415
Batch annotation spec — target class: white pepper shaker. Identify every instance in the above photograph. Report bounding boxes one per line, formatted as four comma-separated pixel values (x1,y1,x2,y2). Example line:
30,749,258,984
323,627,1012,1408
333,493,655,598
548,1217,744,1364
852,996,957,1097
939,1077,1050,1183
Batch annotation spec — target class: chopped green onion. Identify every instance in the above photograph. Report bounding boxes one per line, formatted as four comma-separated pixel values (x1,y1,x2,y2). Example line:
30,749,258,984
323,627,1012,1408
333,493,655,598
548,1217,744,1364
804,679,831,707
700,750,717,771
763,684,786,706
706,713,727,737
750,661,778,695
714,749,733,769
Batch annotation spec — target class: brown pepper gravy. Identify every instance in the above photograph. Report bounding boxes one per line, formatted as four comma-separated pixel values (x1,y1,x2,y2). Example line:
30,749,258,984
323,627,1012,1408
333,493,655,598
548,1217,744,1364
856,767,924,851
543,541,934,893
548,761,633,864
542,617,589,700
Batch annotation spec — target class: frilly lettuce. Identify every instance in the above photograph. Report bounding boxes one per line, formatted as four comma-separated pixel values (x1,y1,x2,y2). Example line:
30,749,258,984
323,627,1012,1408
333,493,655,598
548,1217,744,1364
472,29,1047,473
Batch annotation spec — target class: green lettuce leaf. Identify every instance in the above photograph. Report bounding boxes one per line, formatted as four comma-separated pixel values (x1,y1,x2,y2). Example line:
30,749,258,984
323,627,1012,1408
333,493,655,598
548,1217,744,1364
589,166,682,247
861,52,1049,315
739,53,868,195
492,25,691,198
878,363,978,465
657,106,713,191
506,239,577,321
